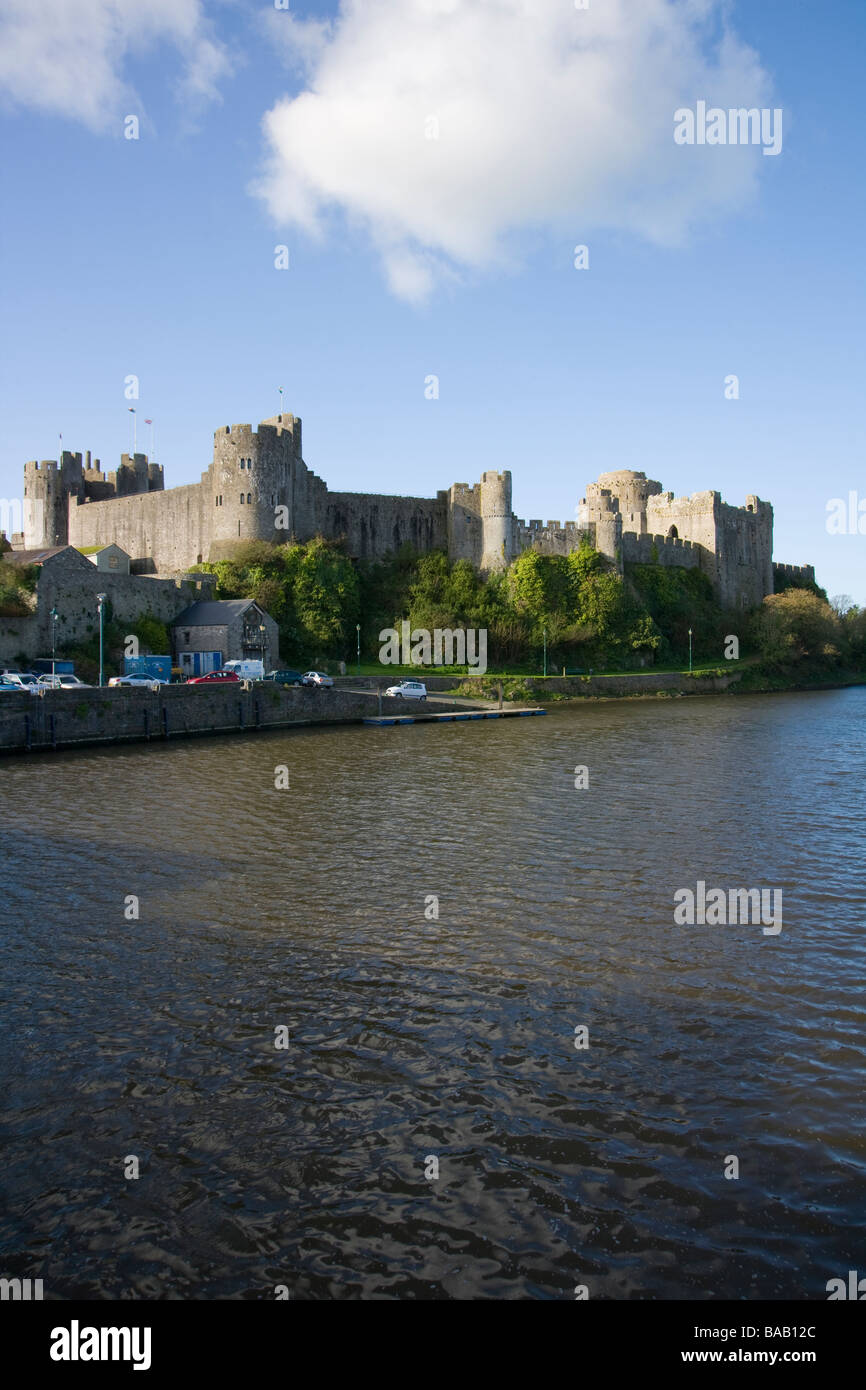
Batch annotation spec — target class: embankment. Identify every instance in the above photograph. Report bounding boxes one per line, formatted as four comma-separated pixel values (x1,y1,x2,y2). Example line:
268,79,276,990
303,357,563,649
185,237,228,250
0,684,444,757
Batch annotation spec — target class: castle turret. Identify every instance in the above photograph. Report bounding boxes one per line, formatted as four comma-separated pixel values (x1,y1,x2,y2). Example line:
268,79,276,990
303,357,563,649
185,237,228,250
480,470,513,572
22,451,85,548
208,415,300,560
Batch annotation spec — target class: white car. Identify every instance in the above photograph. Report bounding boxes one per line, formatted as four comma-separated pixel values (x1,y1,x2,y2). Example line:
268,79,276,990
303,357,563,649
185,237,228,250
302,670,334,688
1,670,39,690
385,680,427,700
108,674,164,691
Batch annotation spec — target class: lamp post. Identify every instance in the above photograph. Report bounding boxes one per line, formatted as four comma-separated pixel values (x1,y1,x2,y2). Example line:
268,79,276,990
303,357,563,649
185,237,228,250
356,623,361,677
688,626,693,674
260,623,267,672
543,625,547,678
50,606,58,683
97,593,107,687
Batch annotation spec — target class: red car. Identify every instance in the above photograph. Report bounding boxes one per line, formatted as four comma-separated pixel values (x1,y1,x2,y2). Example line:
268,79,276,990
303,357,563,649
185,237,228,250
186,669,241,684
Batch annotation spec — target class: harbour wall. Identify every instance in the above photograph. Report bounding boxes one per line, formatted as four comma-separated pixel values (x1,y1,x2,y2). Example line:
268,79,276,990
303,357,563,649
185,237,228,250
0,684,441,756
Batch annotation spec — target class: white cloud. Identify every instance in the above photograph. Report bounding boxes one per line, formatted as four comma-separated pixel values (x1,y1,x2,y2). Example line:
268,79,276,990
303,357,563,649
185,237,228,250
253,0,777,302
0,0,230,131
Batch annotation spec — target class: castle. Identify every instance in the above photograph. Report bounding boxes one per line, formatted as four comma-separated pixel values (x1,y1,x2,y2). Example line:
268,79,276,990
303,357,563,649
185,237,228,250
15,412,813,608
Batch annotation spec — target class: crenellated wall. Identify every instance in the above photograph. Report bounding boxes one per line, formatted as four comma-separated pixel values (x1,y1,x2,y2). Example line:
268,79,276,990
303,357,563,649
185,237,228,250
622,532,700,569
514,518,585,556
773,562,817,589
15,416,807,604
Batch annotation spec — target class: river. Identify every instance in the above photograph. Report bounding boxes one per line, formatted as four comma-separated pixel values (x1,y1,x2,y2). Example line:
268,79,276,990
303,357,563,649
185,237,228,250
1,688,864,1299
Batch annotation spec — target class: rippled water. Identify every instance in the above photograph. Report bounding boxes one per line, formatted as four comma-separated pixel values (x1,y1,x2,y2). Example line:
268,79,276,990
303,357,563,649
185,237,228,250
1,688,864,1299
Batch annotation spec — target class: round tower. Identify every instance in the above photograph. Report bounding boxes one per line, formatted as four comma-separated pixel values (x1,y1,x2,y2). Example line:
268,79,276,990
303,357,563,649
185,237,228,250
208,418,297,560
480,470,513,572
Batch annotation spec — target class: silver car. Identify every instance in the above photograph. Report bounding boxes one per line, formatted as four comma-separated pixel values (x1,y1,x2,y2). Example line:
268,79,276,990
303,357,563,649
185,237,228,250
36,674,91,690
302,670,334,688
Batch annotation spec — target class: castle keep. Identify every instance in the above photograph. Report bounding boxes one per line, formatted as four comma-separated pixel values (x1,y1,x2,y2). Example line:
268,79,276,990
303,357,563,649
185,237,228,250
17,413,813,608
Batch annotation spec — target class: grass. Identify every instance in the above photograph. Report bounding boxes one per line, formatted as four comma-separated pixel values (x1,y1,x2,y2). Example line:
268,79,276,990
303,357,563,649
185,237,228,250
347,659,746,680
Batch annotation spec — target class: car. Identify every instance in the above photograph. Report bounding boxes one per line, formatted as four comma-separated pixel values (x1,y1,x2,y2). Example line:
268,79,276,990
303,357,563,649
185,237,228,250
1,670,39,690
301,670,334,688
263,669,304,686
108,674,164,691
36,673,91,690
385,680,427,700
0,678,23,693
186,669,241,684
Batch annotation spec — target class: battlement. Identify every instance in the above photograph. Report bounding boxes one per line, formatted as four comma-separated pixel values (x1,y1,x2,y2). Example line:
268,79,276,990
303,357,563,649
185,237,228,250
624,531,697,562
773,561,816,586
450,483,481,509
517,518,583,535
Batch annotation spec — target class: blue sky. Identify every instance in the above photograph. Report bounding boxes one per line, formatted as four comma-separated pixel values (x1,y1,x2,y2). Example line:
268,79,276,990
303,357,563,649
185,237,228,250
0,0,863,601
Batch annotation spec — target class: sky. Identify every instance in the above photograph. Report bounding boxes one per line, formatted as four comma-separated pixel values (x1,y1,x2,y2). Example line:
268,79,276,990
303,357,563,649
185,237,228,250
0,0,863,602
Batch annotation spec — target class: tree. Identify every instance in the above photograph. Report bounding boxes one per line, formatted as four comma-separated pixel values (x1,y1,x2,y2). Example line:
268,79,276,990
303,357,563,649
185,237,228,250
750,589,842,669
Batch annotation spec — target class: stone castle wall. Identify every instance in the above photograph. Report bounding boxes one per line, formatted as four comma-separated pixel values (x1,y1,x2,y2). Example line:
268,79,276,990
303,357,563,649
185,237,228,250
0,552,214,665
622,532,700,569
16,419,809,607
70,482,208,573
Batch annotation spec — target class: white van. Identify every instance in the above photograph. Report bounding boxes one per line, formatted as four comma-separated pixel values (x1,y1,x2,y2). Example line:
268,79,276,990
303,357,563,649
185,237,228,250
222,659,264,680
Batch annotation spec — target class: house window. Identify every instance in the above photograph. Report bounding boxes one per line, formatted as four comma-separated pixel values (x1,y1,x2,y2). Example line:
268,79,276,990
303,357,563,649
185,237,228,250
109,555,118,570
247,493,252,505
240,493,244,504
240,459,245,470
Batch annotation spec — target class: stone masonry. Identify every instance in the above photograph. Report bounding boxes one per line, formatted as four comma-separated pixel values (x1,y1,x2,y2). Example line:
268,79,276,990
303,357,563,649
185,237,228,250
14,414,812,608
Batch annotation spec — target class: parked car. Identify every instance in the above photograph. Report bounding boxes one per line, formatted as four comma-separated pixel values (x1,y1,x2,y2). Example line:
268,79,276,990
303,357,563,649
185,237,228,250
263,669,304,686
0,678,23,693
37,673,91,689
385,680,427,700
1,670,39,689
302,670,334,688
186,669,241,684
108,674,164,691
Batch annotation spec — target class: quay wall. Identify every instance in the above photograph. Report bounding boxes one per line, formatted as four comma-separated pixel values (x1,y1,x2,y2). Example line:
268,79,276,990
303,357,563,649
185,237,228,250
0,684,438,756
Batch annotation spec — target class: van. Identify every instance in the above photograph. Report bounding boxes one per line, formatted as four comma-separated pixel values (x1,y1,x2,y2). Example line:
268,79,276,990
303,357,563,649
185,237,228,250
222,659,264,681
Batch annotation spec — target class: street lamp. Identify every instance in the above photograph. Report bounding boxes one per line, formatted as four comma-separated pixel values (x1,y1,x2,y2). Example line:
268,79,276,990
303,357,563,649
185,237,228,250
50,606,58,683
543,625,547,678
356,623,361,676
688,626,693,673
97,593,107,687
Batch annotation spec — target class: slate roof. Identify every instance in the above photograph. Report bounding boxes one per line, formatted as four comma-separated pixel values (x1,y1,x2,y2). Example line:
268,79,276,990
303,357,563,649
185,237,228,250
171,599,261,626
3,546,88,567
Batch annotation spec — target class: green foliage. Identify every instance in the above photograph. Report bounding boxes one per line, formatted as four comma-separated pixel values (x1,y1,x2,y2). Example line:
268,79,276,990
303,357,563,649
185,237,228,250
128,614,169,654
750,590,843,670
190,537,359,662
627,563,727,663
185,536,857,679
0,562,38,616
